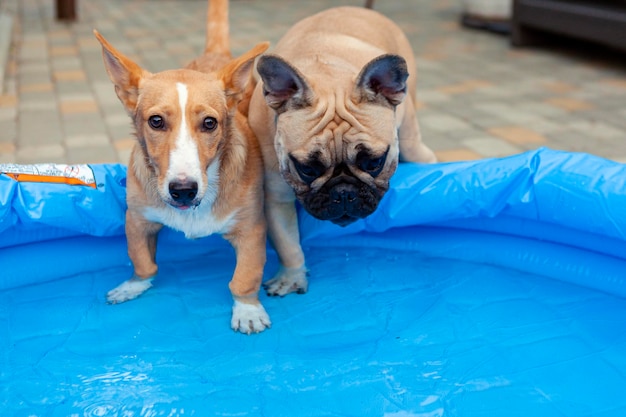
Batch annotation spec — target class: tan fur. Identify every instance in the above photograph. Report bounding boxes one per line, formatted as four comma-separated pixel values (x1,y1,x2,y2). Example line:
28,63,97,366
248,6,436,296
204,0,230,55
95,0,271,334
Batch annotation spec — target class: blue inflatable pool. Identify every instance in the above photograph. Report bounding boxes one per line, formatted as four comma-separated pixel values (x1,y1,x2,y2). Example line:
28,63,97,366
1,148,625,416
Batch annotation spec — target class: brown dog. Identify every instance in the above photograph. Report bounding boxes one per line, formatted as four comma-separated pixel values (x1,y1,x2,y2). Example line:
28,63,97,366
248,6,436,296
95,0,271,334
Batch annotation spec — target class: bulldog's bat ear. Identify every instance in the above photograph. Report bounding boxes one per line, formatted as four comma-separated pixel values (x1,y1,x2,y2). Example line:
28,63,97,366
355,54,408,107
257,54,311,113
93,29,149,112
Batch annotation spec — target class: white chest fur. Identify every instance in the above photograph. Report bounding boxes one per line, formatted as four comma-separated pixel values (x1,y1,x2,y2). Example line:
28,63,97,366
143,159,237,239
143,201,237,239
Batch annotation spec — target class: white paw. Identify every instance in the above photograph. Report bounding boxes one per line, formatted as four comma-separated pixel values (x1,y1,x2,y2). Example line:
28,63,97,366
107,277,153,304
263,265,308,296
231,300,271,334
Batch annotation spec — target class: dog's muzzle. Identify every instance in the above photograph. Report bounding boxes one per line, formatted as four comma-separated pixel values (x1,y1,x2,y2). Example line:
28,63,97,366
299,174,383,227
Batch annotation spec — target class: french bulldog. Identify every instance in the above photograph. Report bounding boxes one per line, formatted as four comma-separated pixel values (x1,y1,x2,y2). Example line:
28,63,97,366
248,6,436,296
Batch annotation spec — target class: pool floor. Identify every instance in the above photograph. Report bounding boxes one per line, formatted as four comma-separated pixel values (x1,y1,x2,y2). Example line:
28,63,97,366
2,240,626,416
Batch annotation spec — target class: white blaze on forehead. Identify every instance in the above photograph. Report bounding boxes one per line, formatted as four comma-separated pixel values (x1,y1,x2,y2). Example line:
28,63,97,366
165,82,202,187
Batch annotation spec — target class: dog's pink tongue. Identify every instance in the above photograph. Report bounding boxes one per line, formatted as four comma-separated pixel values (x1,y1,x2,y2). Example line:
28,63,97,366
179,205,190,211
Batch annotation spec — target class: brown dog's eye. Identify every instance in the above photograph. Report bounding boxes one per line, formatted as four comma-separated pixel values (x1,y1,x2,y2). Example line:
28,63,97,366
202,117,218,132
148,115,165,130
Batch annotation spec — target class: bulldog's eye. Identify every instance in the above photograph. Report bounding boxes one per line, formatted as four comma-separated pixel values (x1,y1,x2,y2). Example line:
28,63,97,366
148,115,165,130
290,155,325,185
202,117,218,132
357,150,388,177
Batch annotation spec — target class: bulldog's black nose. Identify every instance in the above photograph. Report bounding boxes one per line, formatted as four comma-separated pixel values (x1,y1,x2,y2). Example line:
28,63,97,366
330,183,358,208
169,181,198,205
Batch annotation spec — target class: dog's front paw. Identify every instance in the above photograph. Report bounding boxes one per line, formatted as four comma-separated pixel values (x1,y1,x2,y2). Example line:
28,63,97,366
107,276,153,304
263,265,308,296
231,300,271,334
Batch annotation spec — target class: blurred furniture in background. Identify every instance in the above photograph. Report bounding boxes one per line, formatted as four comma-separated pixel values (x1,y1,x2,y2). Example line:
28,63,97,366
56,0,76,21
461,0,512,33
511,0,626,52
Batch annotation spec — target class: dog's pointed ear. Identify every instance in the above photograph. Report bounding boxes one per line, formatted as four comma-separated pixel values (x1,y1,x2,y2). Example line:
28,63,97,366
256,54,311,113
93,29,149,112
219,41,270,97
355,54,409,107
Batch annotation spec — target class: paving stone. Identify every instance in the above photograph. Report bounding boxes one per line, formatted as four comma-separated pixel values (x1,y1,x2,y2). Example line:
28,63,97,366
417,90,451,103
53,70,87,82
437,79,492,95
545,97,594,112
56,82,93,97
489,126,548,146
16,144,65,164
51,56,83,71
0,152,16,163
59,99,99,114
420,113,474,132
65,133,110,148
49,46,78,57
62,113,108,137
0,106,16,123
542,81,578,94
568,120,624,140
18,70,51,85
0,118,16,143
435,148,483,162
551,135,608,157
0,93,17,107
19,83,54,93
17,61,51,75
423,133,466,152
515,102,569,118
19,100,57,111
66,144,117,164
461,114,508,130
443,126,492,140
17,107,63,145
0,142,16,155
462,137,524,158
2,0,626,164
104,112,131,127
522,119,565,135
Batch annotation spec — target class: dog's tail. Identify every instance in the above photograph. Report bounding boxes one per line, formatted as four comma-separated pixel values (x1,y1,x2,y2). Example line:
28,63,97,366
205,0,230,55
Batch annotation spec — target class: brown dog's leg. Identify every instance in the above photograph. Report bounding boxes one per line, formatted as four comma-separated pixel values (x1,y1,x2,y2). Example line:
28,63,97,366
227,221,271,334
107,211,162,304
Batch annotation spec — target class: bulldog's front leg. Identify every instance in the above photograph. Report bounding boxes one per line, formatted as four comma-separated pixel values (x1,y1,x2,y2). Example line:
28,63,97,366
227,222,271,334
107,211,162,304
262,181,308,296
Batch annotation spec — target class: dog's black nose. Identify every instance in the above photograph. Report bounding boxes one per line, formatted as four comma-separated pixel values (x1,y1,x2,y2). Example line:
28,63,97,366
330,183,358,207
169,181,198,206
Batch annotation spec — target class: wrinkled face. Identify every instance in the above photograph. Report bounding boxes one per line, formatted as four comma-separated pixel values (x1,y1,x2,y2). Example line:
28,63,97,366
276,100,399,226
135,71,226,209
257,53,410,226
